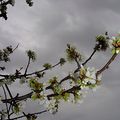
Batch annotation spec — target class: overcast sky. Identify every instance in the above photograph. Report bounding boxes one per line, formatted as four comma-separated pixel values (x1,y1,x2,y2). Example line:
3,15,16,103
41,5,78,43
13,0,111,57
1,0,120,120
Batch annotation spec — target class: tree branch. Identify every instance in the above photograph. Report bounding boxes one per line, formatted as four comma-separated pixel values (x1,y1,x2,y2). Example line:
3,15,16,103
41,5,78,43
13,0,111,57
12,44,19,53
2,85,10,119
47,85,81,100
82,49,97,66
74,49,97,73
0,62,61,79
24,57,31,76
5,84,13,99
26,62,60,76
1,49,97,103
96,53,117,78
5,110,48,120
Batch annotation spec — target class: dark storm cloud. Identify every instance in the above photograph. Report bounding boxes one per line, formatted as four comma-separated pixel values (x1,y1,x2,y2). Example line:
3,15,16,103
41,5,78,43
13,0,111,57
0,0,120,120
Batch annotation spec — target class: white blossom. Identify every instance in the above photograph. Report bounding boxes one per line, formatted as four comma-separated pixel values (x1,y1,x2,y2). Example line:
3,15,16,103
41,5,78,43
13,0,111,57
84,67,96,84
108,39,114,49
44,98,58,114
116,49,120,53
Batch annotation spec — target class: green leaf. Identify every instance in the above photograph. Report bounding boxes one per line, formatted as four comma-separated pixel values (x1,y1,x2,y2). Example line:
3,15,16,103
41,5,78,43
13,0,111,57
111,49,116,54
74,93,81,103
66,44,83,62
35,72,45,78
62,93,70,101
26,50,36,62
29,78,43,91
95,35,108,51
13,103,20,114
26,114,37,120
79,67,86,80
31,93,37,100
96,35,106,42
43,63,52,69
31,93,44,100
48,77,58,84
60,58,66,66
53,85,62,94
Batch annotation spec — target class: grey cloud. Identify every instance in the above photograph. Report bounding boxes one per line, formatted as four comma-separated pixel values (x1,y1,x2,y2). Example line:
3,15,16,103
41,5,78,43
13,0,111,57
1,0,120,120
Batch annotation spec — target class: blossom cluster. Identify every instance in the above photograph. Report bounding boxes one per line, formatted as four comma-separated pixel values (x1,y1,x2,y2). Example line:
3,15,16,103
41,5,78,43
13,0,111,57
108,34,120,54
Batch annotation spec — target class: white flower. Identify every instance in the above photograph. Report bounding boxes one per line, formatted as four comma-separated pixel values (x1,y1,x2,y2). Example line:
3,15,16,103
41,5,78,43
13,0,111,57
108,39,114,49
44,98,58,114
84,67,96,84
89,79,96,84
82,80,87,85
80,64,84,69
97,73,102,81
80,67,102,89
116,49,120,53
80,85,85,89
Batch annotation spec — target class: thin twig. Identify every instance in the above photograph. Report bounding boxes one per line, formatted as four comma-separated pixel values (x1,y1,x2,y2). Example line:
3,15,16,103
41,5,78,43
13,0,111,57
74,49,97,73
5,110,48,120
2,85,10,119
0,62,60,78
47,85,81,100
5,84,13,99
12,44,19,53
2,92,33,103
26,62,60,76
74,57,80,68
24,57,31,76
82,49,97,66
58,75,70,84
